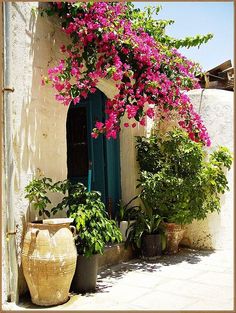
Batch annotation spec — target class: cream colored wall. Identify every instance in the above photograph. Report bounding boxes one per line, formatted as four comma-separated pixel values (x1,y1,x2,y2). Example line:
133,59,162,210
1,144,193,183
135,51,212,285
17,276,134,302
182,89,233,250
3,2,71,298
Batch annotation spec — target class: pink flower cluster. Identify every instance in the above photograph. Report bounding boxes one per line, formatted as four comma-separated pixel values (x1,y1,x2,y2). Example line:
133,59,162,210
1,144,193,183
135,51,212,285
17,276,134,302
45,2,211,146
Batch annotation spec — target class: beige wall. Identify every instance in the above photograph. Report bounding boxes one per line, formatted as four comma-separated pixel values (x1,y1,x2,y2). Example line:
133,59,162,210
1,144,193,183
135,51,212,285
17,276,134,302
3,2,71,298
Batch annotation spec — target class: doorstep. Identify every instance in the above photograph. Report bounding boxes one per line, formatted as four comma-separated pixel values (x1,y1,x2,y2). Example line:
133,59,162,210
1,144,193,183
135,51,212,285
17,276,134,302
97,243,135,269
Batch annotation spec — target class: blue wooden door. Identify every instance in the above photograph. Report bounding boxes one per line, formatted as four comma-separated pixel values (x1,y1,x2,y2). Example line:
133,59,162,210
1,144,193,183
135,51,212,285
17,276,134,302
66,90,121,216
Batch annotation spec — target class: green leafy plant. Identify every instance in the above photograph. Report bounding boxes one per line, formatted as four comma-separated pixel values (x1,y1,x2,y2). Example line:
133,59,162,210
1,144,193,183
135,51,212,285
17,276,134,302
25,177,122,256
116,196,140,224
136,128,233,225
25,177,53,218
125,197,166,250
125,3,213,50
51,180,87,216
70,191,122,257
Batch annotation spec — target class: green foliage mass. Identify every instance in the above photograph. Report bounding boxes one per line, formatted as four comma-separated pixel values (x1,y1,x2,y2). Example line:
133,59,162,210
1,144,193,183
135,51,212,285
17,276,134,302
25,177,53,218
70,190,122,257
25,178,122,256
124,197,166,250
136,128,232,225
52,181,122,256
126,3,213,50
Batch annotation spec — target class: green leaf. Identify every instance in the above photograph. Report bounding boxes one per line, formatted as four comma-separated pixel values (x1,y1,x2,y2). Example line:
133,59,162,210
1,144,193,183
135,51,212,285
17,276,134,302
44,210,50,218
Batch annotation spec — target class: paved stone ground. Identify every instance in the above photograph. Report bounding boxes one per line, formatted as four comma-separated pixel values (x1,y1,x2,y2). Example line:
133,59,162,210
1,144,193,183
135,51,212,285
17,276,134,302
3,248,234,311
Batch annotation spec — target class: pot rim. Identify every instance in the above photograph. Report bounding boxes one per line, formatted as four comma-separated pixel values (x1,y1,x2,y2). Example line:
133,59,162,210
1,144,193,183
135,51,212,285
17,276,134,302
27,222,70,229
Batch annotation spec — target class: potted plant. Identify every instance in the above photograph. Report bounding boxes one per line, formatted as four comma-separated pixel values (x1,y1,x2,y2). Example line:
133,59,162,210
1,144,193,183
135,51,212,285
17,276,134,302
136,128,232,254
53,183,122,293
24,176,72,223
117,197,139,242
25,177,53,220
125,197,166,259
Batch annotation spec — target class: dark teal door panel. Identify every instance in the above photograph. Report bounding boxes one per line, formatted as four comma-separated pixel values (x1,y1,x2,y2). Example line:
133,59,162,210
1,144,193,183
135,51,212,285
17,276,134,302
105,136,121,217
88,91,106,204
67,89,121,216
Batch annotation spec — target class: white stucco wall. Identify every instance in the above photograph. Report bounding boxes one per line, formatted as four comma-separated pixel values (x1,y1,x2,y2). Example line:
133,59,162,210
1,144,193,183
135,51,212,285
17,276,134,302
182,89,234,250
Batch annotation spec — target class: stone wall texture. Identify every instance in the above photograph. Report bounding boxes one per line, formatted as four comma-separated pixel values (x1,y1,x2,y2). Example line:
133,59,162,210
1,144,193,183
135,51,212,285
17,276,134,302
2,2,233,303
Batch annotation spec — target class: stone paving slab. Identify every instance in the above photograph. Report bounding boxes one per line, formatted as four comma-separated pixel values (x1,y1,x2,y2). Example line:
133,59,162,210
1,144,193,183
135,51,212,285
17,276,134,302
2,248,234,311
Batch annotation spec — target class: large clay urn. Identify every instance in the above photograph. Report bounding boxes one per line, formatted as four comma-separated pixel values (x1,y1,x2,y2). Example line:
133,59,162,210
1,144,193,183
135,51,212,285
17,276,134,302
22,221,77,306
163,222,185,254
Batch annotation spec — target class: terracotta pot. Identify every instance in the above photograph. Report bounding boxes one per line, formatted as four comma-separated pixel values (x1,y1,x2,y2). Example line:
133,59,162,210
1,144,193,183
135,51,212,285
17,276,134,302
164,223,185,254
22,222,77,306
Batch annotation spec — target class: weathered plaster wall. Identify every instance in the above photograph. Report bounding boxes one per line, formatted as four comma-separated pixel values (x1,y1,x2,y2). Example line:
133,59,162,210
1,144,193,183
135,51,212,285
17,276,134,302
2,187,9,303
119,119,146,203
3,2,71,298
182,89,233,250
3,3,145,299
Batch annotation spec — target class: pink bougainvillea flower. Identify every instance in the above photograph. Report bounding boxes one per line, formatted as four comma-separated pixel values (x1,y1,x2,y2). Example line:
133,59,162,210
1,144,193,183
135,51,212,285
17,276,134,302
73,96,80,105
91,132,99,139
54,83,64,92
45,1,211,146
140,118,146,126
71,67,79,76
95,121,104,131
146,108,155,119
55,94,65,101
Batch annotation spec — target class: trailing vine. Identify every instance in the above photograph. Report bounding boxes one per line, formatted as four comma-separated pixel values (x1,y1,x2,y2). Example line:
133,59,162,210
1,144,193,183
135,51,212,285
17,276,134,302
42,2,212,146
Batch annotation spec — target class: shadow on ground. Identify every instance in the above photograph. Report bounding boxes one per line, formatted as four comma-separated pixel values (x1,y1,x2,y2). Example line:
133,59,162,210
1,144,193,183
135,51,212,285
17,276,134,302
95,248,214,293
17,248,215,306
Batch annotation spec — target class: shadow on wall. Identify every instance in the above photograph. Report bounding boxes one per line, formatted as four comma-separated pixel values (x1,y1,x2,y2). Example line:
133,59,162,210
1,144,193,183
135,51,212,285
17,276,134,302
19,6,70,219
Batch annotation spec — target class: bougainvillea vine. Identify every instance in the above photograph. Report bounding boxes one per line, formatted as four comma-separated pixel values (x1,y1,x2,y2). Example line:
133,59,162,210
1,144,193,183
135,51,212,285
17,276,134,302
42,2,211,146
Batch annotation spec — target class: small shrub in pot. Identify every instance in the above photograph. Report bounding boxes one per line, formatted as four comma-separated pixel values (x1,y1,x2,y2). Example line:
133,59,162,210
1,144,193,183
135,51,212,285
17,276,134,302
136,128,232,253
53,183,122,292
125,198,166,259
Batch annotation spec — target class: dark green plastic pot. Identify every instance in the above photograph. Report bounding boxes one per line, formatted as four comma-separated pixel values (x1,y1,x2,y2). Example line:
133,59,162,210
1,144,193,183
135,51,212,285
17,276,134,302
71,254,98,293
141,234,162,258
